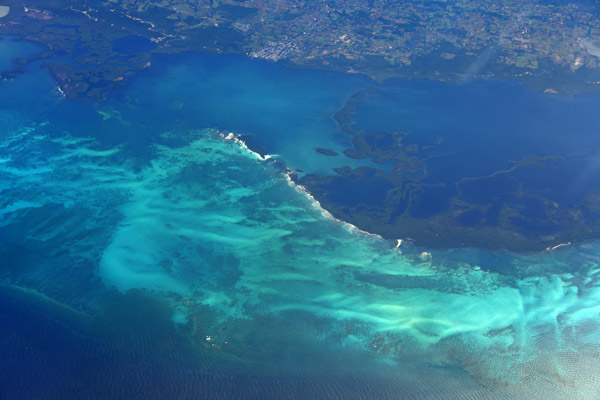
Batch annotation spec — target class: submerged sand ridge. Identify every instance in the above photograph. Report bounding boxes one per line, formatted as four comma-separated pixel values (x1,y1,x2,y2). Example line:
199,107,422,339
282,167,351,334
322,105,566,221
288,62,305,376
0,6,9,18
2,119,600,398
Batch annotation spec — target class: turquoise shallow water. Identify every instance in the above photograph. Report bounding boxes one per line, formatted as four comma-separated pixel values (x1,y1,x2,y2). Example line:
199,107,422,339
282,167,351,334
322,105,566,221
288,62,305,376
1,40,600,399
117,52,372,174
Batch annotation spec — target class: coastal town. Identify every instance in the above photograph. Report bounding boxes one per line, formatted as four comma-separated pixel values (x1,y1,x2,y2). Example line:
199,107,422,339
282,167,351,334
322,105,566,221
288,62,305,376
1,0,600,99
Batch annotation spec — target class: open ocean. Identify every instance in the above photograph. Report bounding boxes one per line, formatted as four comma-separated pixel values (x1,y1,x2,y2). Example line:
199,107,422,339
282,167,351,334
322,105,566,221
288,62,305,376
1,35,600,399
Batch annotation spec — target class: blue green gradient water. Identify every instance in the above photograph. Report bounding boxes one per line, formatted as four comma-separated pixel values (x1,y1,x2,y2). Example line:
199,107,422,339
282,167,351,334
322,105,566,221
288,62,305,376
2,39,600,399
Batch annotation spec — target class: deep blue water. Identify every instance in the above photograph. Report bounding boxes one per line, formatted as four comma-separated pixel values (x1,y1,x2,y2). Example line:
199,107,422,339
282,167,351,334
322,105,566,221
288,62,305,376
0,36,43,71
2,38,600,399
1,287,513,400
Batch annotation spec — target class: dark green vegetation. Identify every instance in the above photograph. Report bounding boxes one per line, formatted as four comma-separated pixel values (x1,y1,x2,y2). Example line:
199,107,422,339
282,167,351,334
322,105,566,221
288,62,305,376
2,0,600,100
0,0,248,100
296,87,600,251
299,166,600,252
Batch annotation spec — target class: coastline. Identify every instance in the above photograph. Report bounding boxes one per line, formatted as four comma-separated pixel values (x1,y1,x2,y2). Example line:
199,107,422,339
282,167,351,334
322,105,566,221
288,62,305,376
291,79,600,253
220,131,396,246
218,130,584,255
220,128,596,254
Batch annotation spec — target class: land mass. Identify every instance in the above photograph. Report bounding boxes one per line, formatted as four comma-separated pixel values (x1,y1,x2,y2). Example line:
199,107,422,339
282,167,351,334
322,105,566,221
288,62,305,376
1,0,600,100
292,90,600,252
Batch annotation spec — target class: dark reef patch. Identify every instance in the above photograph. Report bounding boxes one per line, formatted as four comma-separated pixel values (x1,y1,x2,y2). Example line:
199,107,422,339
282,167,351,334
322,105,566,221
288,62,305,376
315,147,338,156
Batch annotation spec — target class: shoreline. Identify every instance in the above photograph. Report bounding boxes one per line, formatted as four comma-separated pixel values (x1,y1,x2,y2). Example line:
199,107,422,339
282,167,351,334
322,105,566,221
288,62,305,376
1,27,599,103
219,130,589,255
220,131,395,245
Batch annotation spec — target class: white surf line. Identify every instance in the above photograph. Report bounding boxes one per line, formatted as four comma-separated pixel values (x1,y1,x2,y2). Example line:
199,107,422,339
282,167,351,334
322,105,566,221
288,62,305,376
545,242,571,252
283,171,388,241
219,130,401,246
221,132,272,161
